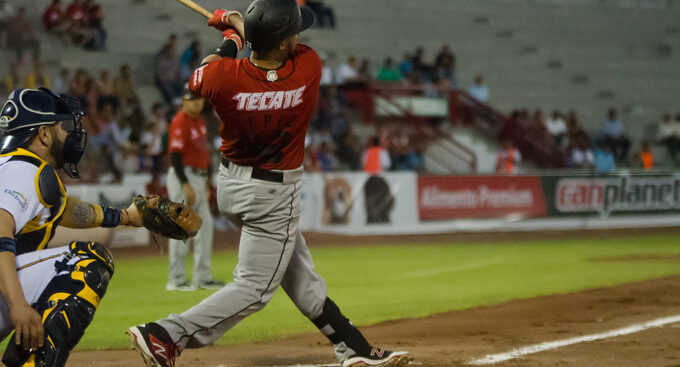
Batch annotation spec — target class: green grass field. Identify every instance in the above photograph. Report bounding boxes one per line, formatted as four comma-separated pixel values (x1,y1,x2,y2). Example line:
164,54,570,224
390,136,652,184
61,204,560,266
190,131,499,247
24,233,680,350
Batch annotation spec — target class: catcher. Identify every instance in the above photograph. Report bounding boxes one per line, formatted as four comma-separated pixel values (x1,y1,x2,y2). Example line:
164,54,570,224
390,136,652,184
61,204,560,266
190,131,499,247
0,88,201,367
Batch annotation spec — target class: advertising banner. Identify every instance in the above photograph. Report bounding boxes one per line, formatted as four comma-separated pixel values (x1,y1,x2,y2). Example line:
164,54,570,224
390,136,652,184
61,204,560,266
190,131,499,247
418,176,547,220
543,174,680,217
299,172,419,233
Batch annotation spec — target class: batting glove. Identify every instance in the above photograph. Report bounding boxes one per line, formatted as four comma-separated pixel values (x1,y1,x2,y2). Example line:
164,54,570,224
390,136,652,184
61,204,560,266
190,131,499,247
222,29,243,51
208,9,242,31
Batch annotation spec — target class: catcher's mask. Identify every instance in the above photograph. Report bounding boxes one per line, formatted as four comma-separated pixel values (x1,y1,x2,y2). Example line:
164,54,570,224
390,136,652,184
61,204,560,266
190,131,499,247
0,88,87,178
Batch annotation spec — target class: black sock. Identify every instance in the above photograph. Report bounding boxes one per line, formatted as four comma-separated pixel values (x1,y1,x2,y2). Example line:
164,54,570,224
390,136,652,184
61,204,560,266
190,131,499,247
312,297,372,356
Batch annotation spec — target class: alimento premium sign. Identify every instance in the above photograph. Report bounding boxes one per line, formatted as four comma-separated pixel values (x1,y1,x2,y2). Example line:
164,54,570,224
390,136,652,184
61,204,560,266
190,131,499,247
418,176,547,220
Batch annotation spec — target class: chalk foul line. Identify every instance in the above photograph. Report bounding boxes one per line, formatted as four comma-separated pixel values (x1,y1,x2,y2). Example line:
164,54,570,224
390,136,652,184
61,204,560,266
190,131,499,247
467,314,680,365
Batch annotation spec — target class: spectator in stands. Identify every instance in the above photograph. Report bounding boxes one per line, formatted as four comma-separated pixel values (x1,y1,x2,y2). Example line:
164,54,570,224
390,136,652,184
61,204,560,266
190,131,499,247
113,64,139,112
545,110,567,145
335,55,359,85
565,110,589,149
7,7,40,60
335,122,362,170
43,0,67,32
399,52,414,78
656,113,680,164
495,140,521,174
0,0,14,48
141,115,164,175
66,0,86,24
53,67,70,94
85,1,106,50
362,136,391,175
598,108,631,162
307,127,335,150
468,74,489,103
180,40,201,82
82,76,99,121
303,145,321,172
315,86,346,141
98,69,118,110
317,142,338,171
636,141,654,171
23,58,51,89
357,58,372,82
594,144,616,173
155,34,183,104
499,110,524,145
435,44,456,86
307,0,335,28
319,52,334,86
93,101,124,182
567,137,594,170
68,68,88,98
390,127,411,170
150,102,168,135
68,7,95,48
377,57,402,82
411,47,428,78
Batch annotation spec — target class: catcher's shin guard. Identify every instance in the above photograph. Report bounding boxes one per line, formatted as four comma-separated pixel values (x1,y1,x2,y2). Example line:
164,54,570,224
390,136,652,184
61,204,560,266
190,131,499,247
2,241,114,367
312,298,372,362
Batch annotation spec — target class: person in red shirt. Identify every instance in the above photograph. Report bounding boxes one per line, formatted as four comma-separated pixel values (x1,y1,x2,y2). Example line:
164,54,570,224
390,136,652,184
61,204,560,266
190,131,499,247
42,0,70,45
165,86,223,291
127,1,411,367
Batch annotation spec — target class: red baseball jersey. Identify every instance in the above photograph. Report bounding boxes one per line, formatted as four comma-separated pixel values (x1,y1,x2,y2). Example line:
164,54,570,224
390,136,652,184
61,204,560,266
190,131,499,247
168,110,211,170
189,44,321,170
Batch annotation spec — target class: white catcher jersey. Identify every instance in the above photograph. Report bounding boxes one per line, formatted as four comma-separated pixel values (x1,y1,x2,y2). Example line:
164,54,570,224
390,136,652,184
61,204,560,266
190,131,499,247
0,148,68,254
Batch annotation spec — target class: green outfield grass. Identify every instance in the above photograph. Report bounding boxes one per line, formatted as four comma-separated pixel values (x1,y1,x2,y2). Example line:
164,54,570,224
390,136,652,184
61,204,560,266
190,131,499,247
11,233,680,351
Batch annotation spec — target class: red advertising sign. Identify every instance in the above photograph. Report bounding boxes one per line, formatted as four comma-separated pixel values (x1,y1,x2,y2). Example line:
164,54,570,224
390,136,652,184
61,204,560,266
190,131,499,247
418,176,547,220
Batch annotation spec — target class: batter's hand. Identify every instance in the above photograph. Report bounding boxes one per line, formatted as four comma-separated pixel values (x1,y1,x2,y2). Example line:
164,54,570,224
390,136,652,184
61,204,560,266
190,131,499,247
182,183,196,208
208,9,242,31
11,302,43,350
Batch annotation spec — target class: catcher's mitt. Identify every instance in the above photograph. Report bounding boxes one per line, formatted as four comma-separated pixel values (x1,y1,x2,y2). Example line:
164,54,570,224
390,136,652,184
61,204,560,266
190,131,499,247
133,195,202,241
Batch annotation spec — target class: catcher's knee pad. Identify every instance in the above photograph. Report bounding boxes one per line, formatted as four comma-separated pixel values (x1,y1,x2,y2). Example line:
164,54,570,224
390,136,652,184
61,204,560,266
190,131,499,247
1,241,114,367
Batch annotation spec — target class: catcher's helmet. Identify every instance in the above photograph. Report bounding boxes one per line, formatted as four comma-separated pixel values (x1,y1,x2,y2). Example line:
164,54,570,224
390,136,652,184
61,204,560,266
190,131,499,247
0,88,87,178
244,0,314,53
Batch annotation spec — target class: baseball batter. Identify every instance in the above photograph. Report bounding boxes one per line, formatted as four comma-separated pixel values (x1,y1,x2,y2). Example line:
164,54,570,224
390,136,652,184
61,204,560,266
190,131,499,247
0,87,147,367
165,86,223,291
127,1,411,367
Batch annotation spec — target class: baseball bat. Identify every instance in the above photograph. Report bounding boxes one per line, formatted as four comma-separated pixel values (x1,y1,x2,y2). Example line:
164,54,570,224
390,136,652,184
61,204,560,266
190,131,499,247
175,0,212,19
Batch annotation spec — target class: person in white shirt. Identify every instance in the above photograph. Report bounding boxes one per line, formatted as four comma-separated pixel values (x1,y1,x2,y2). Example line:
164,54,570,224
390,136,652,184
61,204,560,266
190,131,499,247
545,110,567,145
467,74,489,103
335,55,359,85
656,113,680,163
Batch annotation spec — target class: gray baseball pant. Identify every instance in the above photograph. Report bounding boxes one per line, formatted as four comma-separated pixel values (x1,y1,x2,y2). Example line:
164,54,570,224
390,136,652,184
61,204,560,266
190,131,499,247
157,162,328,351
166,167,214,286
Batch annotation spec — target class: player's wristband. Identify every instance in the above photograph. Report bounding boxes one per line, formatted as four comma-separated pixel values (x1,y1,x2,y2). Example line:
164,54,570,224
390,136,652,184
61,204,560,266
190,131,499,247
0,237,16,254
212,39,239,59
100,206,121,228
222,10,242,26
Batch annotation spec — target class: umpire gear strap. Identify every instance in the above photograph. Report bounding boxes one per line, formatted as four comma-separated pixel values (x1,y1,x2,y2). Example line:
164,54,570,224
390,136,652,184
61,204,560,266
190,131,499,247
2,242,114,367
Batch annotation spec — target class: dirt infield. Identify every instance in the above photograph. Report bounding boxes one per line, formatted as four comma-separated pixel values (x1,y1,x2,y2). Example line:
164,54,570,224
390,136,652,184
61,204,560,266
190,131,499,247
69,273,680,367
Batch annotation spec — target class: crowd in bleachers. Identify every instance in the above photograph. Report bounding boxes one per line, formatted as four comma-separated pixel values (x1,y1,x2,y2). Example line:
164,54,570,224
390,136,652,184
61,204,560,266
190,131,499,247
2,3,677,179
498,107,680,173
42,0,107,51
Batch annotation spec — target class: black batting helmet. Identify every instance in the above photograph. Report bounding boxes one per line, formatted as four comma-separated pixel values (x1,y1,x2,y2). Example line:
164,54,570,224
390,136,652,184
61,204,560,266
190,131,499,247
244,0,314,53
